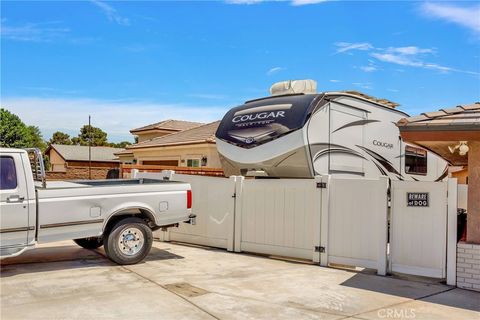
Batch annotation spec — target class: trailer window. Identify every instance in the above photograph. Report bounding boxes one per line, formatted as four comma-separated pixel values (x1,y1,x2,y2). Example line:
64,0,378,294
0,156,18,190
405,146,427,175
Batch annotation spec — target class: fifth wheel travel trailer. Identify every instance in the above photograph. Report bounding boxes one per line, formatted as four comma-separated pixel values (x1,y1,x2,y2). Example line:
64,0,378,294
215,80,448,180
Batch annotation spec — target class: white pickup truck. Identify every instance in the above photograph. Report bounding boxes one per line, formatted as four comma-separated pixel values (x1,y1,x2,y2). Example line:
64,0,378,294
0,148,194,265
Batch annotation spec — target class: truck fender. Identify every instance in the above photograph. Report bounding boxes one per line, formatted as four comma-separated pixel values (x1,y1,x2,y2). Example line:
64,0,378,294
103,202,157,231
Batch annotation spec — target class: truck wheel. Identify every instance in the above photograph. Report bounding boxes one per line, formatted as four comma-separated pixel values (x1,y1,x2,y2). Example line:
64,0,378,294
73,237,103,249
104,217,153,265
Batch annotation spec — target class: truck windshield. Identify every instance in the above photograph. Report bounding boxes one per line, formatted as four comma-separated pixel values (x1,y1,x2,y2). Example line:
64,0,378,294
216,94,320,149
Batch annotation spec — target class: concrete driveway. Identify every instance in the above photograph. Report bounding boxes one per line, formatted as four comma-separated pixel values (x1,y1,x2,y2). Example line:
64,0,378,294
1,241,479,320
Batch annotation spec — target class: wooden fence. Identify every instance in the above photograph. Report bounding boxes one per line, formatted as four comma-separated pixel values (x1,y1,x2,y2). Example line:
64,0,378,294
120,164,225,178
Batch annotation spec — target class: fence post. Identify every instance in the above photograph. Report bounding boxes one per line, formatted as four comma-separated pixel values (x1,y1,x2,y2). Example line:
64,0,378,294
131,168,139,178
225,176,237,252
161,170,175,180
320,175,331,267
313,176,323,263
377,176,389,276
233,176,244,252
447,178,458,286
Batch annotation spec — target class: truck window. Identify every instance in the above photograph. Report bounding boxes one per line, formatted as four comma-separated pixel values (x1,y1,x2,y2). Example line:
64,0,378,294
0,156,18,190
405,146,427,175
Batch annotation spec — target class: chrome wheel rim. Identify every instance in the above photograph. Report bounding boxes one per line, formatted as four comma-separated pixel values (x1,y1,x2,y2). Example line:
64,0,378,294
118,227,144,256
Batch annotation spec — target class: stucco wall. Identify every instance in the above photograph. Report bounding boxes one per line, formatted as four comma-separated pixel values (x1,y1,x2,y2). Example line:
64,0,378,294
47,148,67,172
135,130,173,143
452,169,468,184
132,143,222,168
467,141,480,244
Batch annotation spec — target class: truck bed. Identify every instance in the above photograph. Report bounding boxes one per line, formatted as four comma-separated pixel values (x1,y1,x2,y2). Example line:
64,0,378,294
35,178,192,243
37,178,178,190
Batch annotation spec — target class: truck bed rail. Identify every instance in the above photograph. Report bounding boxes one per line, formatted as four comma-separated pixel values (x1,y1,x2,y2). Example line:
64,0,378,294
25,148,46,188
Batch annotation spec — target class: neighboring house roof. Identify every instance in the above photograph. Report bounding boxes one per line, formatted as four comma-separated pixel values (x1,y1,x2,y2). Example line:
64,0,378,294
397,102,480,166
130,119,204,134
46,144,124,162
397,103,480,131
128,121,220,149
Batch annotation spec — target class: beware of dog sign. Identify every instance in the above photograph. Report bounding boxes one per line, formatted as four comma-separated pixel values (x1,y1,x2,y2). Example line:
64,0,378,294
407,192,429,207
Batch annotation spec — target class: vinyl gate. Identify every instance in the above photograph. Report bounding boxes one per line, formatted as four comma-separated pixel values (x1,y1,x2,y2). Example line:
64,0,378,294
390,180,456,278
135,171,237,250
133,171,457,281
235,177,323,260
322,177,388,275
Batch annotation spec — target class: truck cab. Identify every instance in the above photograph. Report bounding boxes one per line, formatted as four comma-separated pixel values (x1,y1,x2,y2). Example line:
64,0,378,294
0,149,37,256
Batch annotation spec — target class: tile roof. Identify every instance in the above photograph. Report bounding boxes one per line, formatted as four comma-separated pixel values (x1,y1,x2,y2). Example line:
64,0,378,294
397,103,480,130
49,144,124,162
130,119,204,133
128,121,220,149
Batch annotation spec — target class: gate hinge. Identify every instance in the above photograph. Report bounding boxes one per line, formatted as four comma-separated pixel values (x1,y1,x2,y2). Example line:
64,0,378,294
314,246,325,253
316,182,327,189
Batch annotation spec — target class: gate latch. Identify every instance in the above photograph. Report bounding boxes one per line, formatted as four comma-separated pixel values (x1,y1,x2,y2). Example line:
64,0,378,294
316,182,327,189
314,246,325,253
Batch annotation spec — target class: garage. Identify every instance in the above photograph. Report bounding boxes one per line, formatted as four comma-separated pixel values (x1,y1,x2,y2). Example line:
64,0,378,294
142,160,179,166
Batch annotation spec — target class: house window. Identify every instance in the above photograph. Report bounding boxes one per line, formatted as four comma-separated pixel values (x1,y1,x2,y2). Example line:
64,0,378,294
0,156,17,190
405,146,427,175
186,159,200,167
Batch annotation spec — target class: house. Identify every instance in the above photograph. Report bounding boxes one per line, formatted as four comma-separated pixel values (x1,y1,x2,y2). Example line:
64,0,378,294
45,144,124,180
116,119,204,163
131,119,204,143
397,102,480,291
117,121,221,168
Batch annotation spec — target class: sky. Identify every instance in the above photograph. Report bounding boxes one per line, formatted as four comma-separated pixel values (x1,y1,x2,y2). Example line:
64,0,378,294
1,0,479,142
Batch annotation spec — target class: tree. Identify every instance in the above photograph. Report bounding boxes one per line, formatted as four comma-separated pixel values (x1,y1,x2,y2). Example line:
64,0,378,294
26,126,47,151
49,131,72,145
0,108,46,150
72,125,109,146
111,141,132,148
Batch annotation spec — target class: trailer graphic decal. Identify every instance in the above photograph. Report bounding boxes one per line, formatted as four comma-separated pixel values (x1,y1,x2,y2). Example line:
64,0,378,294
332,119,380,133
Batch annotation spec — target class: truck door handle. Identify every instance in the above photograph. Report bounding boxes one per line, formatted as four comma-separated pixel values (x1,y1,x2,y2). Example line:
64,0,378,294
7,195,25,203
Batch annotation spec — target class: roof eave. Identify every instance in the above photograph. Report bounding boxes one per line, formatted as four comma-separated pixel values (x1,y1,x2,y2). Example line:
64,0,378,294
130,128,181,134
128,140,216,150
399,128,480,142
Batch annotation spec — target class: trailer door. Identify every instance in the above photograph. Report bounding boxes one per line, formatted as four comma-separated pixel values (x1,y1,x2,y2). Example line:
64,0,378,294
329,103,366,176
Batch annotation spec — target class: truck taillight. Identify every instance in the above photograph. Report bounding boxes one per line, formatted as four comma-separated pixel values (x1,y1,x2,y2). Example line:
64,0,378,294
187,190,192,209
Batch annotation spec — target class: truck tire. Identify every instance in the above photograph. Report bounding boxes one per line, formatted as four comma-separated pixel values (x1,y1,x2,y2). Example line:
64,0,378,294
73,237,103,249
104,217,153,265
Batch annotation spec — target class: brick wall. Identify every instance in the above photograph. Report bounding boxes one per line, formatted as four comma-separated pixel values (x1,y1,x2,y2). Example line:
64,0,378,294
457,242,480,291
46,166,112,180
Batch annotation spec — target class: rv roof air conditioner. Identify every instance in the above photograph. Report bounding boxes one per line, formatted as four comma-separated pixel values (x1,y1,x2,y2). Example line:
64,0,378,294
270,79,317,96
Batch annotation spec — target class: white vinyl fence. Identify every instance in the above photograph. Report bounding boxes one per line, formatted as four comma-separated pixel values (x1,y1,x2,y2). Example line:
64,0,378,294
133,170,457,281
135,170,237,250
324,177,388,275
390,180,456,279
457,184,468,210
235,177,323,260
